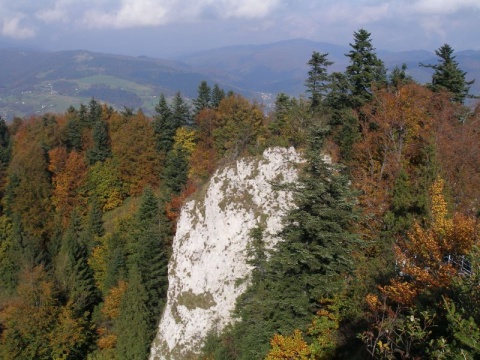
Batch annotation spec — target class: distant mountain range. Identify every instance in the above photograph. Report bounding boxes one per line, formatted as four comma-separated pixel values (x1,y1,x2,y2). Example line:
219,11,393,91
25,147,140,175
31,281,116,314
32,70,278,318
0,39,479,119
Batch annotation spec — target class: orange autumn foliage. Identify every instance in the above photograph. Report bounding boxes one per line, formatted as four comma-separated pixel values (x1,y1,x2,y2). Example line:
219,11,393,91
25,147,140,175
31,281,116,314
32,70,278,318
381,177,478,305
351,84,436,225
48,147,88,223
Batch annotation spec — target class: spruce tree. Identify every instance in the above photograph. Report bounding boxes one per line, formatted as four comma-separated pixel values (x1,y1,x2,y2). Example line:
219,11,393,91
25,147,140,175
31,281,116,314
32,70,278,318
305,51,333,110
115,265,150,360
230,125,362,358
211,84,226,109
421,44,475,103
193,80,211,115
56,211,99,316
345,29,386,108
153,93,174,154
87,98,102,126
87,118,111,165
171,91,191,128
0,118,11,166
161,148,189,195
128,188,170,340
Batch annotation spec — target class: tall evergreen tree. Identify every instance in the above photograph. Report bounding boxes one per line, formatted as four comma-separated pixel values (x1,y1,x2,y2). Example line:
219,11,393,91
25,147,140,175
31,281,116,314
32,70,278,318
211,84,226,109
65,112,83,152
305,51,333,110
0,118,11,166
87,118,111,165
87,98,102,126
229,125,362,358
132,188,169,339
345,29,386,108
56,211,99,316
171,91,191,128
115,264,150,360
193,80,212,115
421,43,475,103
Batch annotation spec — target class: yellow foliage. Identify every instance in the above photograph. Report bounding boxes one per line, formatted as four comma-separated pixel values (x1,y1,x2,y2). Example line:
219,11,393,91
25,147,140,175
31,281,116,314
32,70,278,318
382,176,478,305
173,126,196,155
102,280,128,320
266,329,312,360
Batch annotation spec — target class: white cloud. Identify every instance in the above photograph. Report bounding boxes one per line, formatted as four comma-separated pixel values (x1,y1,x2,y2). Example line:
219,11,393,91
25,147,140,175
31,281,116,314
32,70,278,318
35,0,73,23
412,0,480,15
219,0,280,19
1,14,36,39
79,0,280,29
83,0,170,29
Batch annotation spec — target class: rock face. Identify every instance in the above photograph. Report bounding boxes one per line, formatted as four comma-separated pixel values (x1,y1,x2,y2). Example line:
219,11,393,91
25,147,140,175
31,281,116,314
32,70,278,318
149,147,302,360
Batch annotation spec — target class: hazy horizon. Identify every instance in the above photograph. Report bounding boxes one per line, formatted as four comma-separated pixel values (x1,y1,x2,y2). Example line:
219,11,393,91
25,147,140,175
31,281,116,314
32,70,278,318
0,1,478,59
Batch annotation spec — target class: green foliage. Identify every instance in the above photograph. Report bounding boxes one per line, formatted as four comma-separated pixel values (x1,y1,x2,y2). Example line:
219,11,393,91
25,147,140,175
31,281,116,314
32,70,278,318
114,265,150,360
153,93,174,154
388,63,414,88
0,117,11,166
213,94,265,158
421,43,475,103
161,148,189,195
305,51,333,110
217,126,362,359
194,80,212,114
268,94,313,147
87,118,112,165
87,158,127,212
345,28,386,108
55,211,100,316
211,84,226,109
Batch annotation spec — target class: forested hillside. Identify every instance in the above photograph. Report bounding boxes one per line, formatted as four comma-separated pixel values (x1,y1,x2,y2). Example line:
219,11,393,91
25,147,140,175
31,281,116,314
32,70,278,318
1,29,480,359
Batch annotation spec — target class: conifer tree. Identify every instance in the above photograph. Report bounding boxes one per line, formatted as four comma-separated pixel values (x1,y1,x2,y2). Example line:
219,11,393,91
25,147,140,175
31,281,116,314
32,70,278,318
87,118,111,165
171,91,191,128
231,125,361,358
345,29,386,108
153,93,177,154
161,148,189,195
305,51,333,110
115,264,150,360
56,211,99,316
193,80,211,115
87,98,102,126
421,44,475,103
211,84,226,109
0,118,11,166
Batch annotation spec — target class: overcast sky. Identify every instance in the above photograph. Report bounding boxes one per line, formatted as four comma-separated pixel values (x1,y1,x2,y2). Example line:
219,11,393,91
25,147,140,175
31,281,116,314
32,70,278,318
0,0,478,58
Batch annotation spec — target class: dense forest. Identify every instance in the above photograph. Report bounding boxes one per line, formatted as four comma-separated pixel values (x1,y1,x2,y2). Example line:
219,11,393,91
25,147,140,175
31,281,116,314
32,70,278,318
1,28,479,359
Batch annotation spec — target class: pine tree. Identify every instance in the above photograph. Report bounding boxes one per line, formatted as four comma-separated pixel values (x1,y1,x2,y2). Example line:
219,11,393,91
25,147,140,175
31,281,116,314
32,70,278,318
345,29,386,108
421,44,475,103
305,51,333,110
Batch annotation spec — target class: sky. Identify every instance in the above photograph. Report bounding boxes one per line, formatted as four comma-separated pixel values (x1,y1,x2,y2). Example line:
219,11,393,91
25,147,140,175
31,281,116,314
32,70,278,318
0,0,478,59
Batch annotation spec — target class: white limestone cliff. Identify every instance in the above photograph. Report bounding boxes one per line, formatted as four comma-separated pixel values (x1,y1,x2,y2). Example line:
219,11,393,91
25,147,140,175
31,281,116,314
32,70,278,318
149,147,302,360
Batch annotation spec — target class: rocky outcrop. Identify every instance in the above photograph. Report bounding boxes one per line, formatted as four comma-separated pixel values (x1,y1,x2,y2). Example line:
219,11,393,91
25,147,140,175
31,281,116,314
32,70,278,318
149,147,302,360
